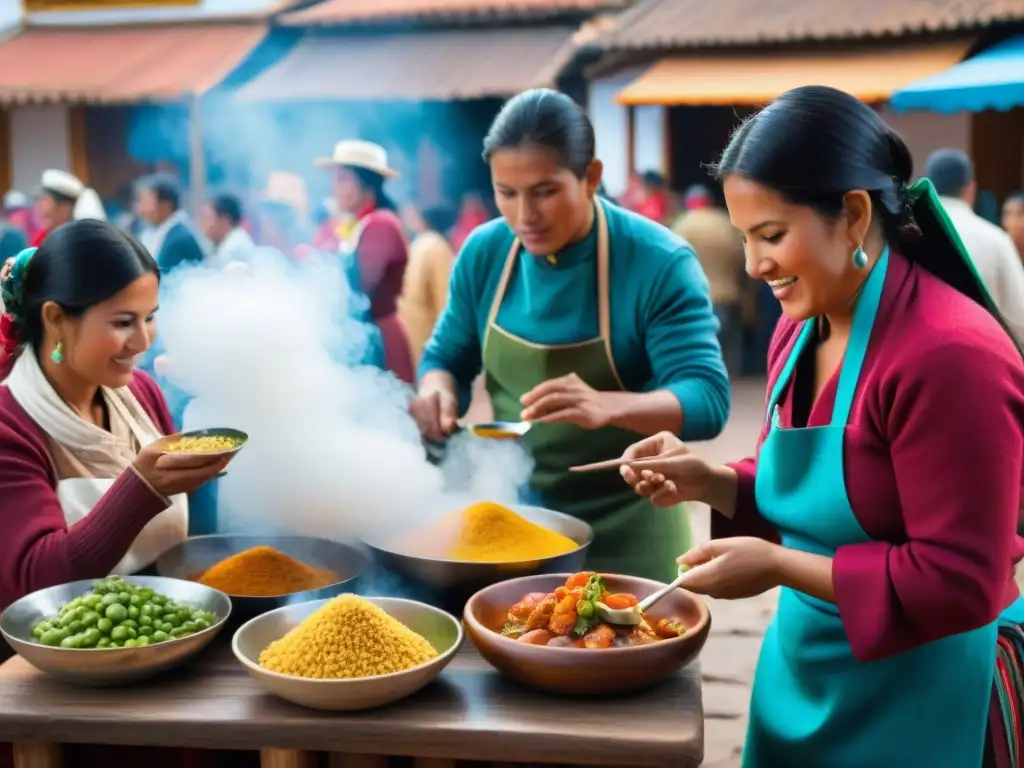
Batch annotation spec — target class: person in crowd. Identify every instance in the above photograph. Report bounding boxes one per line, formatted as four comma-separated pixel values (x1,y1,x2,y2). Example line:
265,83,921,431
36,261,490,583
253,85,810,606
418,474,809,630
199,193,255,268
411,89,730,582
135,173,205,275
31,170,106,247
632,170,672,224
449,192,491,252
0,220,228,611
0,192,28,264
926,149,1024,348
1003,191,1024,261
672,184,748,376
315,139,415,383
398,204,457,368
619,86,1024,767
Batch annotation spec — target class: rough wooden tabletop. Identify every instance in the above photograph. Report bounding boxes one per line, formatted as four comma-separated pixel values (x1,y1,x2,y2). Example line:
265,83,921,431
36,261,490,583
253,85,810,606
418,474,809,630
0,641,704,766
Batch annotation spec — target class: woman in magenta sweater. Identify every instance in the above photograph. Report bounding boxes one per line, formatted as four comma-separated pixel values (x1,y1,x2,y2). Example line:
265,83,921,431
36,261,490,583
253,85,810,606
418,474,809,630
0,221,230,767
619,87,1024,767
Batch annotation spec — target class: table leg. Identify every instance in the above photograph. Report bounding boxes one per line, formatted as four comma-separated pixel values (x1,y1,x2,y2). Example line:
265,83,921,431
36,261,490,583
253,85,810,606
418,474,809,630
11,743,62,768
259,748,317,768
326,755,388,768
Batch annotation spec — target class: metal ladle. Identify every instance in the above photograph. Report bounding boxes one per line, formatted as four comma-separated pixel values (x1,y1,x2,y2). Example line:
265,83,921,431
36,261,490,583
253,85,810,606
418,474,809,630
422,421,533,465
594,566,691,626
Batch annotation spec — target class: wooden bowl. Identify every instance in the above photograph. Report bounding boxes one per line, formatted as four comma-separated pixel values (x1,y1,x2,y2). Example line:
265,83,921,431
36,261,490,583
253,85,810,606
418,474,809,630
463,573,711,696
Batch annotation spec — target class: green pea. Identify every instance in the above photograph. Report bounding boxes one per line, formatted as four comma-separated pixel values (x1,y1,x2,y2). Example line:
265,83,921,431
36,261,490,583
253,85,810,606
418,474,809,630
126,627,137,640
110,626,129,642
139,615,153,628
101,593,120,607
151,595,166,606
80,611,100,628
150,604,164,618
135,636,150,646
60,635,82,649
165,614,182,628
123,639,137,648
180,621,197,633
32,625,45,639
68,620,84,634
104,603,128,622
192,619,209,631
151,631,169,643
109,641,123,649
40,629,64,646
97,638,111,648
117,592,131,605
96,618,113,634
92,582,109,594
81,628,101,648
170,627,188,638
160,622,174,634
127,605,140,620
121,620,137,630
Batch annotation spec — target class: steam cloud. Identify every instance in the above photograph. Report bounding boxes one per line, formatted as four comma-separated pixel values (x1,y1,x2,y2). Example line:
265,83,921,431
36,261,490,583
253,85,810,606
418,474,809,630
156,248,534,541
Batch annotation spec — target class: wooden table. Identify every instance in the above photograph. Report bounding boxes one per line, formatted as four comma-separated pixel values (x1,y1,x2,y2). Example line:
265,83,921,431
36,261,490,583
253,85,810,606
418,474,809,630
0,641,702,767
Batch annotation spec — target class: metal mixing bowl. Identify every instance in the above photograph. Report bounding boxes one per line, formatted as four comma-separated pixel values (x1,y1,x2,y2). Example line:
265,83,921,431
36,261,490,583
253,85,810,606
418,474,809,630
155,534,370,622
232,596,463,711
154,427,249,458
360,505,593,610
0,576,231,687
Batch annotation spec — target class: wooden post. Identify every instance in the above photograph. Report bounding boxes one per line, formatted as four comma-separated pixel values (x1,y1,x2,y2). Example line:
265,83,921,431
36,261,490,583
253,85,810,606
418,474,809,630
187,93,206,216
12,742,63,768
259,748,316,768
626,105,636,178
68,105,90,187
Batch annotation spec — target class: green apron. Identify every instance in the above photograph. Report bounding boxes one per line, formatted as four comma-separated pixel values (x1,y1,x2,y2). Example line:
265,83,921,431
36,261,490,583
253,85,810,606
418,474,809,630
482,200,690,583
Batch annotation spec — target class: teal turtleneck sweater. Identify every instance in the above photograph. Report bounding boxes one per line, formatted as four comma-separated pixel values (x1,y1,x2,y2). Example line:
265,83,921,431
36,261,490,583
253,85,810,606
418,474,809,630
419,200,730,440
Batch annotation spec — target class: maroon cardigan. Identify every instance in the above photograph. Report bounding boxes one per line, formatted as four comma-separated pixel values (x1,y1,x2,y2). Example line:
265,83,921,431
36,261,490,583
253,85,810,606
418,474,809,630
715,250,1024,662
0,370,175,613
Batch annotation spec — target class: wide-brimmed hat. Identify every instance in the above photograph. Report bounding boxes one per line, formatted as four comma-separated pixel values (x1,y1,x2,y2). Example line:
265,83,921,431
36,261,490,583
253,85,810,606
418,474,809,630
314,140,399,179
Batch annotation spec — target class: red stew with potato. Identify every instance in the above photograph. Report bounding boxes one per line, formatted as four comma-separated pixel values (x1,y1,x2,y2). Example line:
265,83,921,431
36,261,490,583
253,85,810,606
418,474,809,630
500,572,688,649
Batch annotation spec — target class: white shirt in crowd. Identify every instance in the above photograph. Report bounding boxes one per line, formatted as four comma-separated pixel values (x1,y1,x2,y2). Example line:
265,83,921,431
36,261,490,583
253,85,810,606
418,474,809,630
939,196,1024,349
209,227,255,269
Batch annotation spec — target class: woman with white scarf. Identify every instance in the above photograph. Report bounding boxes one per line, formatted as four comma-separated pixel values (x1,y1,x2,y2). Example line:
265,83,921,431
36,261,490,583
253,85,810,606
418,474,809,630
0,221,229,619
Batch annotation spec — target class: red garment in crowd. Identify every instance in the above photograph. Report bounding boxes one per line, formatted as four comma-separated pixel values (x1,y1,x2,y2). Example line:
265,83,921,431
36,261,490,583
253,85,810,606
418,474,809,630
450,201,488,252
355,207,415,383
28,228,48,248
634,191,670,224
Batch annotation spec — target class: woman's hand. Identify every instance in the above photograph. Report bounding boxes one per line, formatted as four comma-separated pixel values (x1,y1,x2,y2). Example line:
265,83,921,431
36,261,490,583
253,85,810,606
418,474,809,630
676,538,783,600
618,432,714,507
133,442,231,498
520,373,614,429
411,388,459,443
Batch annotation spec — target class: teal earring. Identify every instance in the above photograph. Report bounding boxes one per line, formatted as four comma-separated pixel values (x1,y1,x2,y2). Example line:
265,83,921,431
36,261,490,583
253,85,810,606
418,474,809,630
852,245,868,269
50,341,63,365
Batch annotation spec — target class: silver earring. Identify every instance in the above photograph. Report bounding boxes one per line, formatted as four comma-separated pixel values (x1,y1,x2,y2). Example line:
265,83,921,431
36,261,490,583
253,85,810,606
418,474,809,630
852,246,868,269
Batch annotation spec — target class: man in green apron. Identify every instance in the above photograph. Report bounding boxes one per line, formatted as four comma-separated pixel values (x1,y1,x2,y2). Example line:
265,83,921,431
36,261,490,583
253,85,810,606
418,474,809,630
413,89,730,583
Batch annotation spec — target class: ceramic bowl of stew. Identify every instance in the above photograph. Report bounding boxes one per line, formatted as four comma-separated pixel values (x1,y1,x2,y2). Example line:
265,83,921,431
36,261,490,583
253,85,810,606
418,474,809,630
463,573,711,696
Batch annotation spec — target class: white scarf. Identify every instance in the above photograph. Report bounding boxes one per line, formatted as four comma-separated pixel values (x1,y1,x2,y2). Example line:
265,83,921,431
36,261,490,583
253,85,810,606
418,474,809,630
3,350,163,475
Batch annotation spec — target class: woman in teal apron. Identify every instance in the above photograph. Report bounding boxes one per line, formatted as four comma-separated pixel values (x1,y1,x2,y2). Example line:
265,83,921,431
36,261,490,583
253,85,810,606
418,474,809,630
619,86,1024,766
412,88,730,583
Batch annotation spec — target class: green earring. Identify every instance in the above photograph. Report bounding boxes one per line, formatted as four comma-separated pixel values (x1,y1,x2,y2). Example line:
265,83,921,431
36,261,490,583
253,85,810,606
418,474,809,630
50,341,63,365
852,245,868,269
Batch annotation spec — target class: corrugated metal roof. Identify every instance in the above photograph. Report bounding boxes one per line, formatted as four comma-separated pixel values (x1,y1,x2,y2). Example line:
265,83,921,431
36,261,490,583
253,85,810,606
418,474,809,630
280,0,623,26
615,41,972,106
24,0,284,24
0,24,267,104
234,26,577,101
600,0,1024,51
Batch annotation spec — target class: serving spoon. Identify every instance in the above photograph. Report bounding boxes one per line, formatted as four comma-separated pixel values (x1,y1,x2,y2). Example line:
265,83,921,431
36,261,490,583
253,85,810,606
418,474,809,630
594,566,692,626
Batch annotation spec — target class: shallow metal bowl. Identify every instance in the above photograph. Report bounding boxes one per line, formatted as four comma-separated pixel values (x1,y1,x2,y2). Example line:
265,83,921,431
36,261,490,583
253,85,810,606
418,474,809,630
154,427,249,458
0,576,231,687
232,596,463,711
155,534,370,622
464,573,711,696
360,505,593,610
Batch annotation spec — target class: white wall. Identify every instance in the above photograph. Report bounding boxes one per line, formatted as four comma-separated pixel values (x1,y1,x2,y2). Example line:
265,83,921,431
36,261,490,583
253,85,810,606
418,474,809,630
877,107,971,179
9,104,71,193
588,68,665,198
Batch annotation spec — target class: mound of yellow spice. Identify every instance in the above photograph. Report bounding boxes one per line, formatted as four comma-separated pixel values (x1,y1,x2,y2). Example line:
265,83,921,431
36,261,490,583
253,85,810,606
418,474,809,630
447,502,578,562
257,595,438,679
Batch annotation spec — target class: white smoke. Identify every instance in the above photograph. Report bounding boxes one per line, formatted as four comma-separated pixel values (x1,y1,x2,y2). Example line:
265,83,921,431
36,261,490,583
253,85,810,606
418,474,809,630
156,248,534,540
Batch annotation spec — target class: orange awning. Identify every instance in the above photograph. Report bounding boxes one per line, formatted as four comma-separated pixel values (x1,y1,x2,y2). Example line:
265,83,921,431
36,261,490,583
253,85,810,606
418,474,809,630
0,24,267,104
615,42,973,107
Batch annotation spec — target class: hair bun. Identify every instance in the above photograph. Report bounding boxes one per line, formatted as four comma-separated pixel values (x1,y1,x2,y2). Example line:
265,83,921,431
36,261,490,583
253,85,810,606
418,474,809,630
885,129,914,186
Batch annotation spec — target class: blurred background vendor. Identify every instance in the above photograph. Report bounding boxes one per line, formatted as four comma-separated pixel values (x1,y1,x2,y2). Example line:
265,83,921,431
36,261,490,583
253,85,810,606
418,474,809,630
411,89,730,582
31,169,106,247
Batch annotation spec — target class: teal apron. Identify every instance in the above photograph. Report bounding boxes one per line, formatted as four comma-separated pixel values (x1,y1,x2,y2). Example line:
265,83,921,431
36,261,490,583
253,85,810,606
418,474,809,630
482,200,690,582
745,242,1024,766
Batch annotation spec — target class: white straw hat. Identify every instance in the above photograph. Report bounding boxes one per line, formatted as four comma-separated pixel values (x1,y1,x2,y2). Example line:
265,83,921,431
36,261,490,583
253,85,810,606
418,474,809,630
314,140,399,179
40,169,84,200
